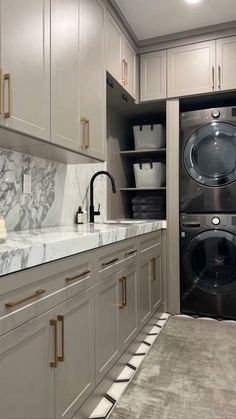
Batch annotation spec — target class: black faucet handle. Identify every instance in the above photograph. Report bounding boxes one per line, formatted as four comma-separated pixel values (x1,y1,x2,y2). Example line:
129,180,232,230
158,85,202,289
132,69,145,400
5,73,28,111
94,203,101,216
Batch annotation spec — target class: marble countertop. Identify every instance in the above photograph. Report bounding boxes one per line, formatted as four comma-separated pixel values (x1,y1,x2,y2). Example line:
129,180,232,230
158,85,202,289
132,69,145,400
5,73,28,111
0,220,166,277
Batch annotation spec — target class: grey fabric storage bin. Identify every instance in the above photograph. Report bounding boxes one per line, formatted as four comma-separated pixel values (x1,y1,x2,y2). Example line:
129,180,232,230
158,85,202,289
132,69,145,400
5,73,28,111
133,204,164,212
133,212,165,220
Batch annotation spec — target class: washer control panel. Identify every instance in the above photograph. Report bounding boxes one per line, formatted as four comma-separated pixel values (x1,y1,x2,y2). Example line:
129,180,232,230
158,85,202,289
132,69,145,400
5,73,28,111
212,217,220,226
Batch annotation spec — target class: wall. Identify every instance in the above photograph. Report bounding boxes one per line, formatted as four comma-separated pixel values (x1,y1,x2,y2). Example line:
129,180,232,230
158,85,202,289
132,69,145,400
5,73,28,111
0,148,107,231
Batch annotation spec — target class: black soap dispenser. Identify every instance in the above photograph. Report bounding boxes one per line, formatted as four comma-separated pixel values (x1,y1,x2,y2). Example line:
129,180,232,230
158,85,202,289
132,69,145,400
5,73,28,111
76,206,84,224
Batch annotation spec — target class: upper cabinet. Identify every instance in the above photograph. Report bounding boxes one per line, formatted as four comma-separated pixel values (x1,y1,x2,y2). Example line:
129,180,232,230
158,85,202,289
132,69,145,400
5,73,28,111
216,36,236,92
106,12,137,100
140,50,167,101
51,0,105,161
79,0,106,161
167,41,216,98
0,0,50,140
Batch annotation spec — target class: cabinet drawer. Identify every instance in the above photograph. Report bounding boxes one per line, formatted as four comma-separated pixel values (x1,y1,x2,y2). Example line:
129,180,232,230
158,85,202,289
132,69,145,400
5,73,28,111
0,251,94,336
139,231,161,253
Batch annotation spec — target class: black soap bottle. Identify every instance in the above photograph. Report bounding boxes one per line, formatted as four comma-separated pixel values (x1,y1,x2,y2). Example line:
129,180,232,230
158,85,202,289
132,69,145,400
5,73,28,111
76,206,84,224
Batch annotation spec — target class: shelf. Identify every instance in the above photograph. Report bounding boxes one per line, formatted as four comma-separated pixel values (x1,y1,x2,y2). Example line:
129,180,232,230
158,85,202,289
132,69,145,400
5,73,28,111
120,187,166,191
120,149,166,159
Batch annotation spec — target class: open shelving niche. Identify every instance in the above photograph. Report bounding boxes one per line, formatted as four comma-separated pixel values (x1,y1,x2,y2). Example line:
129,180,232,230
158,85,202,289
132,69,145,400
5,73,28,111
106,73,166,220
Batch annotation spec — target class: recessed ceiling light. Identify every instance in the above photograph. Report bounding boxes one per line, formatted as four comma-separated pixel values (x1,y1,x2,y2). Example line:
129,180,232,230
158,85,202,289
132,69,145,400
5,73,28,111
185,0,202,4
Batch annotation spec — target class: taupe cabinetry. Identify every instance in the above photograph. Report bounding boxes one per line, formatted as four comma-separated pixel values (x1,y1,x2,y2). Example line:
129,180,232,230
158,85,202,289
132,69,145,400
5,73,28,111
150,243,162,311
0,0,50,140
0,309,54,419
51,0,105,160
106,11,137,99
138,252,152,328
216,36,236,91
167,41,215,97
140,50,167,101
167,36,236,98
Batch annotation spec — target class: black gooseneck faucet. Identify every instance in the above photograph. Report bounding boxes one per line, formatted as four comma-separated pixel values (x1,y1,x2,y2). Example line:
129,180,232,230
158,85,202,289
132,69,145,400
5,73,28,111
89,171,116,223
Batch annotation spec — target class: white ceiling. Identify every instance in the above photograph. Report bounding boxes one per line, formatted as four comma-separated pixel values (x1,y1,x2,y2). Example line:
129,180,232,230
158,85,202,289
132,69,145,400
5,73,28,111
114,0,236,40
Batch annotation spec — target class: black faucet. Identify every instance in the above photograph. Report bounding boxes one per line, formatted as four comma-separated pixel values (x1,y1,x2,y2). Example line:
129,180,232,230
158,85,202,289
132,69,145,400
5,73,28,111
89,171,116,223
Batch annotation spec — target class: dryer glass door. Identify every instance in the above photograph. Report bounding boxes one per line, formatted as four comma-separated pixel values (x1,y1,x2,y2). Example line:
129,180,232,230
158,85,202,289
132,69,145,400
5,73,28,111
184,122,236,186
185,230,236,294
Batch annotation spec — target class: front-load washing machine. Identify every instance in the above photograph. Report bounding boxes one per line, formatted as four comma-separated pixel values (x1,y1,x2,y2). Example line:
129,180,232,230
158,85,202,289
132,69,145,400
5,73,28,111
180,106,236,213
180,213,236,319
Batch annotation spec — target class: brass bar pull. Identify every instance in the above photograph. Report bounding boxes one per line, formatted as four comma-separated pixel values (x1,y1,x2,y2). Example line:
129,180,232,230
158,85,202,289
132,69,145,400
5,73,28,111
5,289,46,308
212,66,215,91
80,117,87,149
125,60,128,85
218,65,221,90
50,319,58,368
102,257,119,268
121,59,126,85
65,269,90,282
118,276,127,309
151,258,156,281
85,118,89,149
4,73,11,118
57,315,65,362
0,68,3,114
125,249,137,258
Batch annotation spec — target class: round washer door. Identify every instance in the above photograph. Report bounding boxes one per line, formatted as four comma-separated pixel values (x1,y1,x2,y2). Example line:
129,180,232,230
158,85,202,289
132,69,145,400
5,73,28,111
184,122,236,186
184,230,236,294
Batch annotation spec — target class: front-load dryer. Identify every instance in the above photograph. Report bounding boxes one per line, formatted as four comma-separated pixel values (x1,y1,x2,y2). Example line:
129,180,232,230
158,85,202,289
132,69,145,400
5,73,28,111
180,106,236,213
180,213,236,319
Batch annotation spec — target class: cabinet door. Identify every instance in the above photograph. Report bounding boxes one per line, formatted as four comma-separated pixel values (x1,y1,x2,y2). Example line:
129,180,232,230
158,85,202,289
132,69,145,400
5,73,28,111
0,0,50,140
106,12,122,84
216,36,236,92
167,41,216,97
0,310,54,419
55,289,95,419
138,253,152,328
79,0,106,160
150,244,162,311
119,263,138,351
95,274,119,384
122,37,137,100
51,0,81,151
140,50,167,101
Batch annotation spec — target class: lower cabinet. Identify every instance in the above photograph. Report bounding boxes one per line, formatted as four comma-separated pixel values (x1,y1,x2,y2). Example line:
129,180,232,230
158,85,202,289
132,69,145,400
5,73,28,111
0,309,54,419
54,289,95,419
150,244,162,311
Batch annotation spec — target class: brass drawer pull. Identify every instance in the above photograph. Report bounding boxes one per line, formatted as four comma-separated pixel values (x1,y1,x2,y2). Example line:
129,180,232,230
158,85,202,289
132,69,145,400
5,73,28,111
85,118,89,149
218,65,221,90
212,66,215,91
4,73,11,118
80,117,87,149
50,319,58,368
121,59,126,85
5,288,46,308
124,60,128,85
151,257,156,281
57,315,65,362
125,249,137,258
102,257,119,268
118,276,127,309
65,269,90,282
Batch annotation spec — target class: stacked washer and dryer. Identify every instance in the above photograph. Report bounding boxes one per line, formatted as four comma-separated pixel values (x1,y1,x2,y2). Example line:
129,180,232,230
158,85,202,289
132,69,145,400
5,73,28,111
180,106,236,319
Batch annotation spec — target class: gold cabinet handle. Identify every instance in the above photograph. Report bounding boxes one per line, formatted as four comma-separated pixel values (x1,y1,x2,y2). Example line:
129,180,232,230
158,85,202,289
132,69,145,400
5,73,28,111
101,257,119,268
125,60,128,85
4,73,11,118
5,289,46,308
57,315,65,362
85,118,89,149
212,66,215,91
118,276,127,309
124,249,137,258
80,117,87,149
0,68,3,114
218,65,221,90
50,319,58,368
121,59,126,85
151,257,156,281
65,269,90,282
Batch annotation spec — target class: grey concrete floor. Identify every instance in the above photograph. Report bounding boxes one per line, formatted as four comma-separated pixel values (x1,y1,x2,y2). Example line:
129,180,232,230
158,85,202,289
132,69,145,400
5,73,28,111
109,316,236,419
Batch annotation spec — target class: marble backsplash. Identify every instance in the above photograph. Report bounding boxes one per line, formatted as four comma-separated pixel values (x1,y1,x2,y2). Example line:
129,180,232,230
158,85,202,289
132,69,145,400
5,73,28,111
0,148,107,231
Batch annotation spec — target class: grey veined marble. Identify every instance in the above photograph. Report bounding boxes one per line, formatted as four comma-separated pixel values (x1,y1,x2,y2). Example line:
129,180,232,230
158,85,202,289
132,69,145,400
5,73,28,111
0,147,106,231
0,221,166,276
